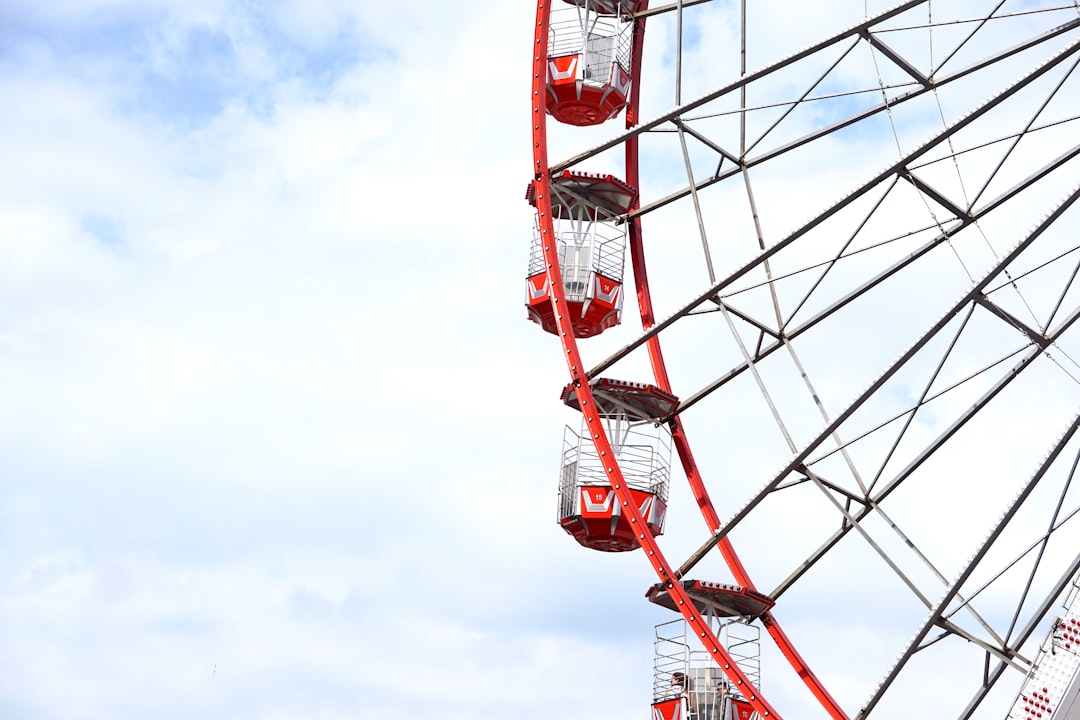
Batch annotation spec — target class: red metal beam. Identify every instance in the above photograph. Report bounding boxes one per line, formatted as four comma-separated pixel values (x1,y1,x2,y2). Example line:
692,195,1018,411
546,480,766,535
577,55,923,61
531,2,783,718
618,3,848,719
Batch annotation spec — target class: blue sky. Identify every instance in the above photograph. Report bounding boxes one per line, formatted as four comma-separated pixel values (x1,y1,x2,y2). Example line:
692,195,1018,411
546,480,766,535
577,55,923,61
3,2,1080,720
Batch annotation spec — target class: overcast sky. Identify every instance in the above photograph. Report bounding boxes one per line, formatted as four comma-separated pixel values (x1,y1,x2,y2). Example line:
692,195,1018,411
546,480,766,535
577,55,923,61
2,2,1079,720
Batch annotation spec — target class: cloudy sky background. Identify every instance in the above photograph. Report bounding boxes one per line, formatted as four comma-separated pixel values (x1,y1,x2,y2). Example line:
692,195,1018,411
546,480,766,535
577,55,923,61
2,1,1079,719
0,2,671,718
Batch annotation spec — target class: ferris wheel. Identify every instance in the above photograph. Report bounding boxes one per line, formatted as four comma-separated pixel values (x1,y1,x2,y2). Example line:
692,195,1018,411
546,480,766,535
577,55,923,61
525,1,1080,719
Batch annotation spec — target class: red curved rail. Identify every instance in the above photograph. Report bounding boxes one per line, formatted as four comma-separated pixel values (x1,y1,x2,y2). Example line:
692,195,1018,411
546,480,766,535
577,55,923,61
530,2,780,718
530,2,850,719
619,5,847,719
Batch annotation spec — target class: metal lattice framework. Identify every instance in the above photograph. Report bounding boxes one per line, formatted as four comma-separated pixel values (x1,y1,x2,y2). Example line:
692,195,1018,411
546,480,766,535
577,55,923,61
529,1,1080,719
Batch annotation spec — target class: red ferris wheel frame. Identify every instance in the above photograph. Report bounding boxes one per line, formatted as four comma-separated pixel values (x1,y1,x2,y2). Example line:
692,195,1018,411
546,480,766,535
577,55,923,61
528,2,847,718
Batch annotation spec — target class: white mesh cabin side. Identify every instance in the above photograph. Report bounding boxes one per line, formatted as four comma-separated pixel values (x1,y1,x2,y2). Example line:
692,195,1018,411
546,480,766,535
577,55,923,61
560,412,672,499
1008,573,1080,720
524,172,635,339
556,413,671,552
527,189,630,300
545,0,636,126
653,619,691,703
653,618,764,720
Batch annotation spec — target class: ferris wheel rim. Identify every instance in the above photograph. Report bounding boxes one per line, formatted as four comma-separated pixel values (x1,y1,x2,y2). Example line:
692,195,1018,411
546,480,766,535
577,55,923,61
531,2,848,719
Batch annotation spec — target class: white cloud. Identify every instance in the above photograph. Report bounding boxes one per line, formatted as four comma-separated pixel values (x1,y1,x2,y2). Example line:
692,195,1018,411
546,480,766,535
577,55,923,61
2,2,1079,720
